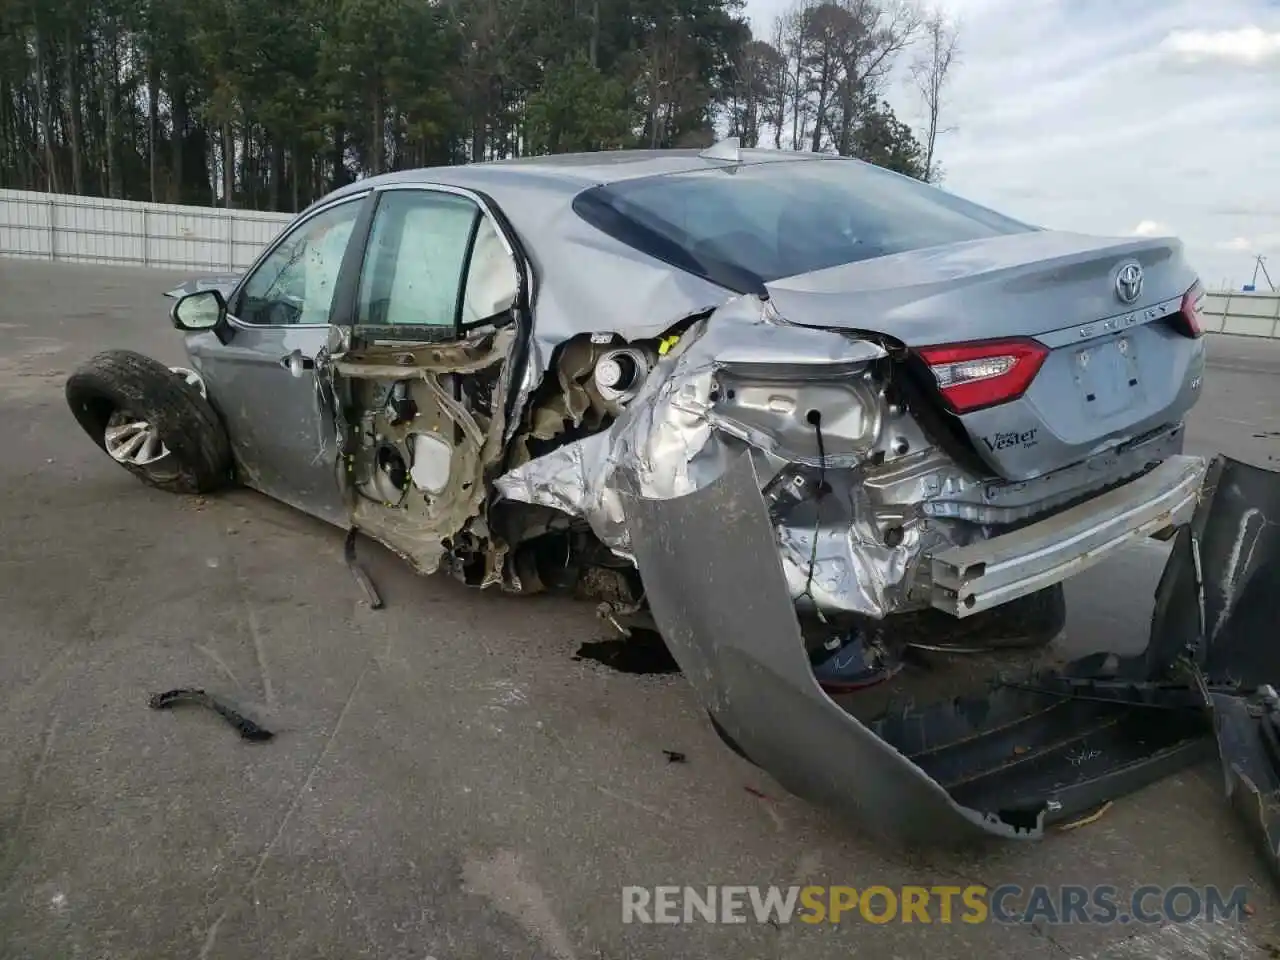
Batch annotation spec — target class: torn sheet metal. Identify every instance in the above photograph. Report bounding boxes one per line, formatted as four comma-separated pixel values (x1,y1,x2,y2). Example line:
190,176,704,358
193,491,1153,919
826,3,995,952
622,450,1216,842
501,203,732,442
772,470,958,618
495,295,930,616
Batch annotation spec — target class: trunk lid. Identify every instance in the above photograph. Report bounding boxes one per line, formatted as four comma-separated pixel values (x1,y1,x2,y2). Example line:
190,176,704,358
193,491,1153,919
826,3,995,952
764,231,1207,481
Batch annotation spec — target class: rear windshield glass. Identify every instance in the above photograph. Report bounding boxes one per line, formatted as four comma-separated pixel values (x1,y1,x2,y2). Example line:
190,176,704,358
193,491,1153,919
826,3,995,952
571,158,1036,291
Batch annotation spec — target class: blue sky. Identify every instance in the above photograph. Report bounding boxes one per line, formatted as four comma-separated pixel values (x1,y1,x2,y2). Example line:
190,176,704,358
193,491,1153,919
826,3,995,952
743,0,1280,289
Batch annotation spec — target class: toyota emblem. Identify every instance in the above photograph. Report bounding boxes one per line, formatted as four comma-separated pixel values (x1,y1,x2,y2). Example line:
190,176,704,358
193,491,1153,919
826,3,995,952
1115,262,1144,304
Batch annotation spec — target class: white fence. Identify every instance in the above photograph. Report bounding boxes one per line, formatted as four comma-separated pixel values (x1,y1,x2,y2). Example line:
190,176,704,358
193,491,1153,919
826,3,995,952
0,188,290,272
1201,290,1280,340
1,188,1278,339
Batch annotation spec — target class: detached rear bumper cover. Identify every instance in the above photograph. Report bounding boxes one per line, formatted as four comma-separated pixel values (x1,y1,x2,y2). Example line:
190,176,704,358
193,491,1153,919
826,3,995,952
627,451,1280,862
929,454,1207,617
1153,456,1280,876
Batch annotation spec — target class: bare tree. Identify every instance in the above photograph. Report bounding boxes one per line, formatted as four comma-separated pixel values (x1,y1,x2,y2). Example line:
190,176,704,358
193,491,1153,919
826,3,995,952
910,7,959,182
728,40,785,147
771,3,812,151
829,0,921,156
801,2,852,153
767,0,920,156
765,17,794,149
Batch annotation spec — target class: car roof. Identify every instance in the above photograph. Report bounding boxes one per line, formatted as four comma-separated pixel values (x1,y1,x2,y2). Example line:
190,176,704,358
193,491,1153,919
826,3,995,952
298,147,871,349
314,147,838,210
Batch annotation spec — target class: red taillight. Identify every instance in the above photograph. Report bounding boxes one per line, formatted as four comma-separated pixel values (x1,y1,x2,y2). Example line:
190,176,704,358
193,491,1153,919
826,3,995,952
917,339,1049,413
1172,280,1206,338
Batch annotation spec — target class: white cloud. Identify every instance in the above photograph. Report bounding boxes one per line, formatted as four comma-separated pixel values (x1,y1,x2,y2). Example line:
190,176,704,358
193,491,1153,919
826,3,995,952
741,0,1280,289
1161,26,1280,66
1216,237,1253,251
1132,220,1170,237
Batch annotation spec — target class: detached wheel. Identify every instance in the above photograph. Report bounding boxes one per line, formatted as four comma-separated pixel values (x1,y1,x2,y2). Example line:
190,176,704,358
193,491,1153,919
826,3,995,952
65,350,232,494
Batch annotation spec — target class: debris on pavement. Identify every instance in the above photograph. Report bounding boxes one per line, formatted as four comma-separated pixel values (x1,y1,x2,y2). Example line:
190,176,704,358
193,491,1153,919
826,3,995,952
344,527,384,609
662,750,687,764
1058,800,1113,832
147,688,274,741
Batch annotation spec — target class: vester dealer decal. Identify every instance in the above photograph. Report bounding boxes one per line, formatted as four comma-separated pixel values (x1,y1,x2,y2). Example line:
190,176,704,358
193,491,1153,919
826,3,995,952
983,428,1039,453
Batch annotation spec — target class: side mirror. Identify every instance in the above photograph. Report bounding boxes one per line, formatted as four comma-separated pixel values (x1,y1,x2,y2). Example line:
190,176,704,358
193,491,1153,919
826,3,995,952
171,289,227,332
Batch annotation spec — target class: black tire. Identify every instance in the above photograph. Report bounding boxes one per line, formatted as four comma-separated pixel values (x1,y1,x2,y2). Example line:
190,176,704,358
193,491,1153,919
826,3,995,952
65,349,232,494
880,583,1067,652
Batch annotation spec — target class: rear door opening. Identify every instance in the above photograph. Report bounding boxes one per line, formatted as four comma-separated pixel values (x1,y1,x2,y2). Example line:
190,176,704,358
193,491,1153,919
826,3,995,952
330,183,531,574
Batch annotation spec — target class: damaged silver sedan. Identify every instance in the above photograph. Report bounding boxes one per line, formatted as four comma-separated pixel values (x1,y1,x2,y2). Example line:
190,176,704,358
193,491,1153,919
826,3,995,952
68,144,1280,860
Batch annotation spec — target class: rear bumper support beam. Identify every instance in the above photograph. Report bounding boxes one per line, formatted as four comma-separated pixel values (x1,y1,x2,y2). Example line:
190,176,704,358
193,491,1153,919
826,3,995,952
929,454,1207,617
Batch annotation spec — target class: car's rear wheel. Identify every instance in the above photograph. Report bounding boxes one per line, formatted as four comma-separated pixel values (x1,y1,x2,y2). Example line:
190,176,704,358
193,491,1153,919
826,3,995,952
876,584,1067,654
65,350,232,494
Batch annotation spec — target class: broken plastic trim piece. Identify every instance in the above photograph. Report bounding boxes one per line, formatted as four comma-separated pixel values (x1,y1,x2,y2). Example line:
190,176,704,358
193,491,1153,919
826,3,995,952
1152,455,1280,879
148,688,274,742
344,527,384,609
1214,691,1280,881
622,451,1217,843
1166,456,1280,685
